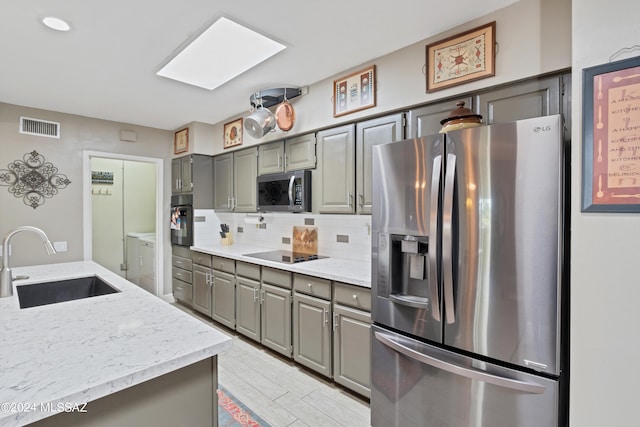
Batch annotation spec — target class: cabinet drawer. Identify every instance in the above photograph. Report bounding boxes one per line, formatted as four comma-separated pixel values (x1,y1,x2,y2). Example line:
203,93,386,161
212,256,235,274
172,267,193,284
172,245,191,259
172,278,193,305
236,261,260,280
333,282,371,311
294,274,331,300
262,267,291,289
172,255,192,271
191,251,212,267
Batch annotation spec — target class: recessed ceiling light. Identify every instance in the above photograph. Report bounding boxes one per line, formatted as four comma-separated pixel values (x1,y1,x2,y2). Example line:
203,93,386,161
157,17,286,91
42,16,71,32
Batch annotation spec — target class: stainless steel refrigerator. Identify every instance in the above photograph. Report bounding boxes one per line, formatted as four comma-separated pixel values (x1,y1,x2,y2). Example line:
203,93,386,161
370,115,569,427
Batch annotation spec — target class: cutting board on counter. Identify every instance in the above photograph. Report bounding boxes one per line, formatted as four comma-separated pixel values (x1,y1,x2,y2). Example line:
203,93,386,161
292,226,318,254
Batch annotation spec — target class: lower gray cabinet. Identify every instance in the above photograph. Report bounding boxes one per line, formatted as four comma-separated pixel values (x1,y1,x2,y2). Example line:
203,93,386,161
260,267,292,357
212,270,235,329
235,262,261,342
293,274,332,378
192,263,212,316
172,246,193,306
332,282,372,397
211,256,236,329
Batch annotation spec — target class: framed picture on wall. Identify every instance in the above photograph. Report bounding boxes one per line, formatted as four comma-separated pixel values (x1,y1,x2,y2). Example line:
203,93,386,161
333,65,376,117
582,55,640,212
174,128,189,154
425,22,496,93
223,118,243,149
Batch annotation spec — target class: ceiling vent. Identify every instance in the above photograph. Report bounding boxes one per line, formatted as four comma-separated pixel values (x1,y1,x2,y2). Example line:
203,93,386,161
19,116,60,139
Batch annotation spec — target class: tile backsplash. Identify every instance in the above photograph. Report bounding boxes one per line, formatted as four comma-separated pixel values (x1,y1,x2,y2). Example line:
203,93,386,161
193,210,372,262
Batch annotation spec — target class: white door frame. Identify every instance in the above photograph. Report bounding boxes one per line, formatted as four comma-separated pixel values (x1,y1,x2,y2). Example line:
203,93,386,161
82,150,164,297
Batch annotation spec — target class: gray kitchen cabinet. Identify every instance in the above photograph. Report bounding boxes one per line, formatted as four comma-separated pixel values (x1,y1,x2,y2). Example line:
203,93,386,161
475,75,562,125
171,155,214,208
213,152,234,211
260,267,292,358
356,113,404,214
213,148,257,212
293,274,332,378
406,96,474,138
235,262,261,342
192,252,213,317
172,246,193,306
258,133,316,176
332,282,372,397
233,147,258,212
258,141,284,175
285,133,316,171
211,256,236,329
316,124,356,213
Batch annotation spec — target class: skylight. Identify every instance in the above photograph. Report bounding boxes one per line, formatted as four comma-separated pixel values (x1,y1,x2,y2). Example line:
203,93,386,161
157,17,286,91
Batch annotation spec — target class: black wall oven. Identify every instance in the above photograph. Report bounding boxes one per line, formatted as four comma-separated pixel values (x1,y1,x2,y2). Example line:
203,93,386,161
171,194,193,246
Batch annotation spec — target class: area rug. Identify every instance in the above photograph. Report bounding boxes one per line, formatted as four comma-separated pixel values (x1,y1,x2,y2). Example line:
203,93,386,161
218,386,270,427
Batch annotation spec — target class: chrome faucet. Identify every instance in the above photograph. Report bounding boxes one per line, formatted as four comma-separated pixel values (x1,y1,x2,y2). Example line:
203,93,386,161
0,226,56,298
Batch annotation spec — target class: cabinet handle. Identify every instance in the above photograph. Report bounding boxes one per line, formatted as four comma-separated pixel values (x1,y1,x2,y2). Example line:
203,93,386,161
333,312,338,331
323,308,329,328
139,256,143,266
261,289,265,304
277,155,281,169
348,191,353,207
253,288,259,303
284,153,288,168
307,283,312,291
358,193,364,208
353,294,358,302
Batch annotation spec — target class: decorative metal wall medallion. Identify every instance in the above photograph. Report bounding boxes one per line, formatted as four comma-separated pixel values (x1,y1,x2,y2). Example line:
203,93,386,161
0,150,72,209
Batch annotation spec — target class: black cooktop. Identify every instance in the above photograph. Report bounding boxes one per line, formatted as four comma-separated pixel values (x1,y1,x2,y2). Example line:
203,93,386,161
245,250,327,264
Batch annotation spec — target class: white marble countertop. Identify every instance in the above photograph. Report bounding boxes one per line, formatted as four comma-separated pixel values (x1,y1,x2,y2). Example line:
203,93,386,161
190,243,371,288
0,261,232,427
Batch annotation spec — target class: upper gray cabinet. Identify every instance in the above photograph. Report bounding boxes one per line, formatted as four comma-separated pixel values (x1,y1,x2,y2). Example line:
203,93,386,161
257,133,316,175
213,148,258,212
406,96,473,138
213,152,234,211
172,154,214,208
356,113,404,214
233,147,258,212
316,124,356,214
475,75,561,125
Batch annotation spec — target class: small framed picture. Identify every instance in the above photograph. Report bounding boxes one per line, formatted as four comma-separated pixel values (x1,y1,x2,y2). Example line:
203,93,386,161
224,118,243,149
333,65,376,117
174,128,189,154
426,22,496,93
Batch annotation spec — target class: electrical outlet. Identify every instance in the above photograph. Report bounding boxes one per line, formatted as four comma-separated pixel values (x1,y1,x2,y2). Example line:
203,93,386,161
53,241,68,252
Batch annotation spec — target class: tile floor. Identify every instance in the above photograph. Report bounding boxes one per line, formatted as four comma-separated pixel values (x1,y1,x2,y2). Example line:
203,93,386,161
175,304,371,427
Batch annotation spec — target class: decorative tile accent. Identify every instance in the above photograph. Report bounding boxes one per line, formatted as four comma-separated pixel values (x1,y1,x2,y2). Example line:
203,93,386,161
0,150,71,209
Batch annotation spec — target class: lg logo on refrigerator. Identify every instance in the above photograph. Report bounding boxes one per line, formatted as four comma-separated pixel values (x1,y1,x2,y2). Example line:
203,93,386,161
534,125,552,133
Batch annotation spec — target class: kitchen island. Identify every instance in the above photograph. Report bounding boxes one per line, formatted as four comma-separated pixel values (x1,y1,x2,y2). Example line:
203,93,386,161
0,261,232,427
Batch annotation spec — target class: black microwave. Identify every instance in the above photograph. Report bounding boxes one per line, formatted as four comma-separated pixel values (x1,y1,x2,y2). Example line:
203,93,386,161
257,170,311,212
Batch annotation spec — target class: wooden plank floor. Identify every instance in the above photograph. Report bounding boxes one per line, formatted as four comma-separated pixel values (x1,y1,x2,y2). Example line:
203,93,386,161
174,304,371,427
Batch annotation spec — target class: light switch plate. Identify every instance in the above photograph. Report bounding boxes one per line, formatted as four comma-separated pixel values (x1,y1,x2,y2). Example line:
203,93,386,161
53,241,68,252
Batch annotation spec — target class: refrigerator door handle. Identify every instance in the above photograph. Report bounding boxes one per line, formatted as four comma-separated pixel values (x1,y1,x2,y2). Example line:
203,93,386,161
442,153,456,324
374,331,546,394
428,155,442,322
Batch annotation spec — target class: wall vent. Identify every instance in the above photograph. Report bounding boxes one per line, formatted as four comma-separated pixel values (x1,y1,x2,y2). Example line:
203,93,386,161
19,116,60,139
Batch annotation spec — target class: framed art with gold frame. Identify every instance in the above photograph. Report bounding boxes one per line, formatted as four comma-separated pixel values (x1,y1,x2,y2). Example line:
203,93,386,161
425,22,496,93
174,128,189,154
224,118,243,149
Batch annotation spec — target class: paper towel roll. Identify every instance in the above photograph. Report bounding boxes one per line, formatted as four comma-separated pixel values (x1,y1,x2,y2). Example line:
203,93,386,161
244,216,262,224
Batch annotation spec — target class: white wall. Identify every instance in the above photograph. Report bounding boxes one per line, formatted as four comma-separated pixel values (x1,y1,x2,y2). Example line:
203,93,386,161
91,158,156,278
571,1,640,425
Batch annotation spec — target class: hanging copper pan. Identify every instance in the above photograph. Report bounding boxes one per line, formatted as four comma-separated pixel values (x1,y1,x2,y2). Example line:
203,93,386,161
275,98,296,131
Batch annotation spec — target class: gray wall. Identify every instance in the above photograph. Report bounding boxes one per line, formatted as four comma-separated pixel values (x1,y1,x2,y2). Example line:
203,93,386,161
0,103,173,294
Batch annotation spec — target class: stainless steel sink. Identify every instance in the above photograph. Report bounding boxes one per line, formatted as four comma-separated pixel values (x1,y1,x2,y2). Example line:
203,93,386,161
16,276,120,309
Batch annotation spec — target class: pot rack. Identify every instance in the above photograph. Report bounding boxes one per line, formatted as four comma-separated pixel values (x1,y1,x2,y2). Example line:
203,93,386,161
250,87,302,109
